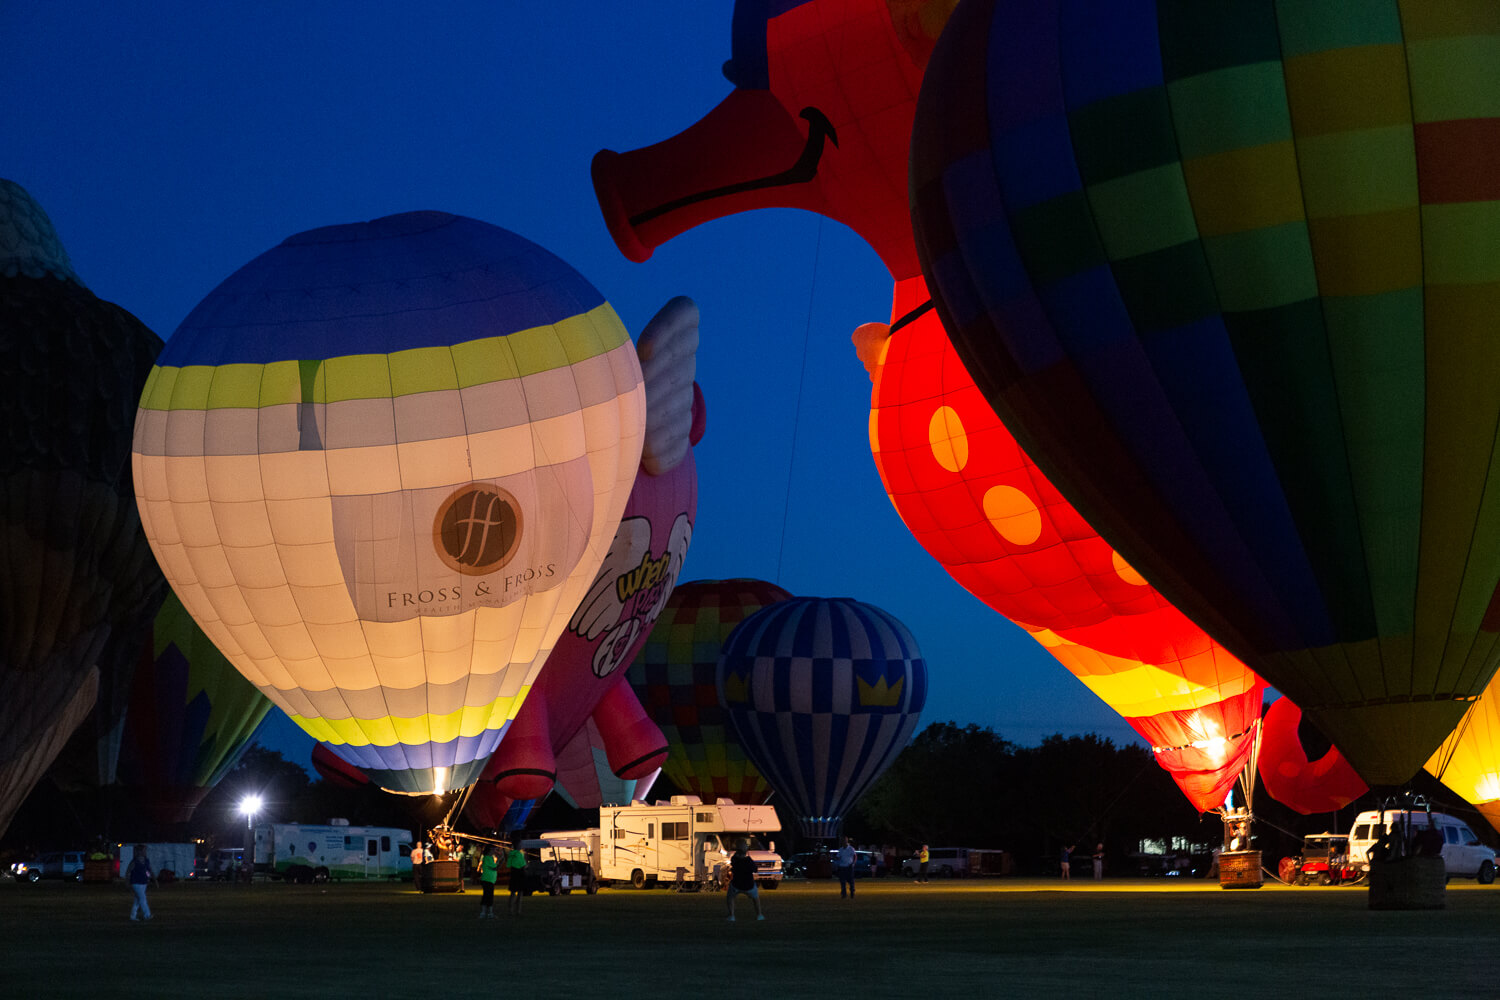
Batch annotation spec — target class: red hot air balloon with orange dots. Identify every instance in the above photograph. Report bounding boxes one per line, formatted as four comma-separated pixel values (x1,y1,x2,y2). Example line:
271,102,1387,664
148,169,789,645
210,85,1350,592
595,0,1265,811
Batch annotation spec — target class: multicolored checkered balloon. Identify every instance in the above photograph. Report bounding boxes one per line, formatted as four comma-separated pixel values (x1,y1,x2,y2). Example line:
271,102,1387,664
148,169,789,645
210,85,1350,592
911,0,1500,787
628,579,792,804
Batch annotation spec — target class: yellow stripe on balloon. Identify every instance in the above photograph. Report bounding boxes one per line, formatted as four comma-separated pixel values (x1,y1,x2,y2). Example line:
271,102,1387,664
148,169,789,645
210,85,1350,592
291,684,531,748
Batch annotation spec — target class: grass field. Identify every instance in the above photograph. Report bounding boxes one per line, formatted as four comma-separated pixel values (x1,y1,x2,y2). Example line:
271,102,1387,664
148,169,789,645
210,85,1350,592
3,876,1494,999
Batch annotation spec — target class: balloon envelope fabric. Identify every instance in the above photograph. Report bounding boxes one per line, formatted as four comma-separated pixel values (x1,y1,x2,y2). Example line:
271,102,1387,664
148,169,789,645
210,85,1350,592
717,596,927,838
629,579,792,804
910,0,1500,786
1258,695,1367,816
133,211,645,794
1428,671,1500,833
2,179,165,772
116,591,274,824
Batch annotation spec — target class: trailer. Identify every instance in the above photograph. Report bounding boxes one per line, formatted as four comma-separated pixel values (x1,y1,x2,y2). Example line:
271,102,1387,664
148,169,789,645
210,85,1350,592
114,842,197,882
253,821,413,882
546,796,782,891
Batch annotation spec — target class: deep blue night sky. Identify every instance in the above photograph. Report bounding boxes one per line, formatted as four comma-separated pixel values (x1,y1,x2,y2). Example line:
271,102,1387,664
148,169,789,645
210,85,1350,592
3,1,1141,773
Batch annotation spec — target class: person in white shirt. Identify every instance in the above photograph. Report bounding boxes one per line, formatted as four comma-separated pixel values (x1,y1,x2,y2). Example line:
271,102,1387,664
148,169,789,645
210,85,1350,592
835,837,858,899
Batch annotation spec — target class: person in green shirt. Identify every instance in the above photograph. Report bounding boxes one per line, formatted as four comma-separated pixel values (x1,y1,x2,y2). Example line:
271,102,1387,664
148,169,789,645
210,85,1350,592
477,846,500,918
506,845,528,915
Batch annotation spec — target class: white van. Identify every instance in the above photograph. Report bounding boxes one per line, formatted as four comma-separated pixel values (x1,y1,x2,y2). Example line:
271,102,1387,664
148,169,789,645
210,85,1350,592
1348,810,1496,883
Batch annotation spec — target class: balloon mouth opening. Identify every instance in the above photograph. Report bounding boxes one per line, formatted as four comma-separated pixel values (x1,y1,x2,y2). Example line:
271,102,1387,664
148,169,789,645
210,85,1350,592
591,151,654,263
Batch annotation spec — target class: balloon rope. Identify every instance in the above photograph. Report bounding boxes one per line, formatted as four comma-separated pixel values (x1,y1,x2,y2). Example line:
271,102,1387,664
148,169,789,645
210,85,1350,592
775,217,823,585
1428,700,1476,782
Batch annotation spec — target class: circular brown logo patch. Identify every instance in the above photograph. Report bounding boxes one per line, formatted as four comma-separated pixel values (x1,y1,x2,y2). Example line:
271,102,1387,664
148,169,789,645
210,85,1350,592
432,484,523,575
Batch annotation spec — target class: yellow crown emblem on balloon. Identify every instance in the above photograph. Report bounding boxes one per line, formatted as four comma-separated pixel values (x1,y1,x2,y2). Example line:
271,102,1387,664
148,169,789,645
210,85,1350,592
721,672,751,705
857,675,903,707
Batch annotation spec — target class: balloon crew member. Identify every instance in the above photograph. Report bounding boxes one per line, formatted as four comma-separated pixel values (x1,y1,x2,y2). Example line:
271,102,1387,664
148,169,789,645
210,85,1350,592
916,844,930,884
725,840,764,922
1060,844,1074,881
505,844,527,915
127,844,156,921
477,846,499,918
836,837,857,899
1093,843,1104,881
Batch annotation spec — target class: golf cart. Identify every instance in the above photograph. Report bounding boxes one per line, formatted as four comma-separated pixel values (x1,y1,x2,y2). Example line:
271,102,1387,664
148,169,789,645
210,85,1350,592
1280,833,1363,886
520,838,597,896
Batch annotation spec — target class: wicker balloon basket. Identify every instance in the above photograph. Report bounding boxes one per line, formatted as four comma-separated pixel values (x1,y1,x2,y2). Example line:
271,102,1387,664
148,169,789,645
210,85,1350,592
1219,850,1262,889
1368,856,1445,910
82,858,115,882
418,859,464,893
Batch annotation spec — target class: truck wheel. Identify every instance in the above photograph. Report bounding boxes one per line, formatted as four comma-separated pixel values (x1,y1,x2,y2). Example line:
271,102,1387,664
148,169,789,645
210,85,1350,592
586,882,599,895
631,868,646,890
314,867,330,883
940,865,954,878
1478,860,1495,885
74,870,84,882
26,870,40,883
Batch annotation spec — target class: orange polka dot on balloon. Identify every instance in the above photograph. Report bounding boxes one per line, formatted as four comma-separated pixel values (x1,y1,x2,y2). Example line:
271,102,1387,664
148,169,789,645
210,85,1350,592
1113,550,1148,587
983,485,1041,545
928,405,968,472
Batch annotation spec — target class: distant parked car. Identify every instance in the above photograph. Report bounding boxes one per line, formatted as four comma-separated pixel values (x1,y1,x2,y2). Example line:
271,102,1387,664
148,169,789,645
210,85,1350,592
13,851,86,883
784,849,882,878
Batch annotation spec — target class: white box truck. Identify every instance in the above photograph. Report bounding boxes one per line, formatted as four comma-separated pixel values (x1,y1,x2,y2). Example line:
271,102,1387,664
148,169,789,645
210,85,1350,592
253,821,413,882
547,796,783,890
114,843,197,881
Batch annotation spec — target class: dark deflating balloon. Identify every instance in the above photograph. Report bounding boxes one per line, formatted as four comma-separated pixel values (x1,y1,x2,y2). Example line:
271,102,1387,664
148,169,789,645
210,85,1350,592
0,179,165,836
717,596,927,838
910,0,1500,786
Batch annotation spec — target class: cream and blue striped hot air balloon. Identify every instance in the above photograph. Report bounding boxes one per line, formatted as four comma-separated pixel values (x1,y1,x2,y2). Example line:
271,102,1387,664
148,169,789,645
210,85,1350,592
132,211,644,794
717,596,927,838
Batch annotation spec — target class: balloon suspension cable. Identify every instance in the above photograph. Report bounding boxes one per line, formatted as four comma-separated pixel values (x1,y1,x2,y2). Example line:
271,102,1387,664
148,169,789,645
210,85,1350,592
774,217,823,586
1238,716,1263,817
1426,697,1478,783
443,782,474,831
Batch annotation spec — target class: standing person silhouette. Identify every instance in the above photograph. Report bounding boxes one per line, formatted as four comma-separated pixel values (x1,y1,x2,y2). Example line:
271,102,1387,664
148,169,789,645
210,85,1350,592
1093,843,1104,881
915,844,930,884
725,841,764,921
1061,844,1074,881
127,844,156,921
477,845,499,918
505,843,527,915
835,837,857,899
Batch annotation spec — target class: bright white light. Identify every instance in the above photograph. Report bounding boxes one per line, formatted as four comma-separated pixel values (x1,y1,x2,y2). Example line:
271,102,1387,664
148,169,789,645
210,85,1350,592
240,794,263,817
432,767,448,797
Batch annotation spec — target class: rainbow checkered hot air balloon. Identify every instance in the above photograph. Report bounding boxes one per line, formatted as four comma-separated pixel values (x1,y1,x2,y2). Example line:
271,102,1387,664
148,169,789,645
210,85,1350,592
911,0,1500,787
628,579,792,804
132,211,644,795
717,596,927,838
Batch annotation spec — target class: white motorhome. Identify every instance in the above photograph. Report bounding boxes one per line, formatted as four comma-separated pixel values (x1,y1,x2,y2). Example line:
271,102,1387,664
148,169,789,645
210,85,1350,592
1348,809,1496,883
547,796,783,890
253,821,413,882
